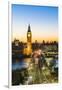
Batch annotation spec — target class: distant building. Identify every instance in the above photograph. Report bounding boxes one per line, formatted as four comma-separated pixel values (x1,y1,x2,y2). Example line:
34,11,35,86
14,38,19,46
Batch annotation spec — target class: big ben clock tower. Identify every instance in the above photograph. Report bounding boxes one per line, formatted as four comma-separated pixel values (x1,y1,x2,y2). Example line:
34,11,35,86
27,24,32,43
27,24,32,55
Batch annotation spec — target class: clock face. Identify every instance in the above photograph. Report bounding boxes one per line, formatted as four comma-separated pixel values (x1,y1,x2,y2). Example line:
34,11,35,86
28,34,31,37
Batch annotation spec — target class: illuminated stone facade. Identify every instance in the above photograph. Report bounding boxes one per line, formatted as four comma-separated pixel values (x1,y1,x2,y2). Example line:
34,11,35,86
27,24,32,55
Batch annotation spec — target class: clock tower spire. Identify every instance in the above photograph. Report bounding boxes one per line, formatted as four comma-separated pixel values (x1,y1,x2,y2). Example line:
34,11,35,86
27,24,32,55
27,24,32,43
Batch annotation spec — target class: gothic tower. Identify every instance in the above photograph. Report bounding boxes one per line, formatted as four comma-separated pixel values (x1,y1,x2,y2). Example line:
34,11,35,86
27,24,32,55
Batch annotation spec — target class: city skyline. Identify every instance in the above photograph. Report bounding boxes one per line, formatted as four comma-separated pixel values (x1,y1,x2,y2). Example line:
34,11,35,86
12,4,58,42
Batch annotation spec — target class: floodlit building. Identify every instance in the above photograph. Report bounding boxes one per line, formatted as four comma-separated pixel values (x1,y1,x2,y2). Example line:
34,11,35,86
24,24,32,55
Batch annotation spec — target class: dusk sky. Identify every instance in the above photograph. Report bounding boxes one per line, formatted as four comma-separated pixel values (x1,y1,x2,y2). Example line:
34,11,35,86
12,4,58,42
